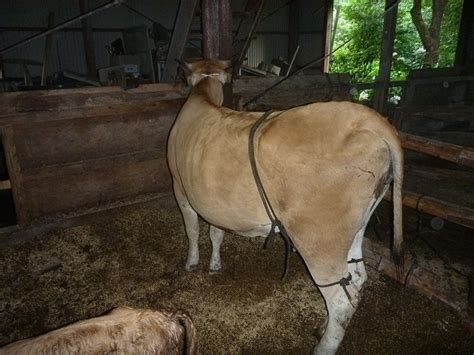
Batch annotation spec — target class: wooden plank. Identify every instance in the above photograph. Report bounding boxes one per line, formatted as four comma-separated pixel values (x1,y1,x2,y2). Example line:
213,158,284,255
0,98,185,127
10,112,175,171
400,132,474,167
79,0,97,79
373,0,398,114
384,190,474,229
162,0,199,82
0,82,185,101
21,153,171,223
41,12,55,86
0,90,185,116
2,127,28,226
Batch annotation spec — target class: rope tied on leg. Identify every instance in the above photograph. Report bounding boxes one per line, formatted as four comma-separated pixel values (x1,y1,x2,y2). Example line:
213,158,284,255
316,273,353,301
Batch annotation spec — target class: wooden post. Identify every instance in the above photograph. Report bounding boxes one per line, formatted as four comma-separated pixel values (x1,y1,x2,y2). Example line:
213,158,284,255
454,0,474,68
79,0,97,79
41,12,55,86
217,0,233,107
162,0,199,82
373,0,398,114
218,0,233,60
323,0,334,73
288,0,299,65
202,0,220,59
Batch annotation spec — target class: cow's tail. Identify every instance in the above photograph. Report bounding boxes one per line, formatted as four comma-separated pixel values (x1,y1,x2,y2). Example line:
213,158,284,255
175,311,197,355
385,130,404,266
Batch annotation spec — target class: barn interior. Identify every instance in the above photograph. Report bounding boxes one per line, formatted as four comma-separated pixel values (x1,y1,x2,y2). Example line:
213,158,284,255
0,0,473,353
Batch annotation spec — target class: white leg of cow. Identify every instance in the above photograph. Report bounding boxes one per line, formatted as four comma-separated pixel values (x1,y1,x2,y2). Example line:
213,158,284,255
315,284,360,355
209,225,224,272
347,229,367,291
173,183,200,271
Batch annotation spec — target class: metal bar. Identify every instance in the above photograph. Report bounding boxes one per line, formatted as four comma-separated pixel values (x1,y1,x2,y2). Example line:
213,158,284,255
0,0,123,56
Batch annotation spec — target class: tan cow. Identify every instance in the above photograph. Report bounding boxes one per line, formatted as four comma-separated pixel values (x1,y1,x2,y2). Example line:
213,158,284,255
0,307,196,355
167,59,403,354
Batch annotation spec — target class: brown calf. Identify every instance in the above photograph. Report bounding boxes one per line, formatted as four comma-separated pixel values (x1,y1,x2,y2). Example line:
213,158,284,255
0,307,196,355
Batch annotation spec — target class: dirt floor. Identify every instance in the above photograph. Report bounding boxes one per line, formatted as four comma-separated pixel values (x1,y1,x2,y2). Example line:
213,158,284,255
0,195,473,354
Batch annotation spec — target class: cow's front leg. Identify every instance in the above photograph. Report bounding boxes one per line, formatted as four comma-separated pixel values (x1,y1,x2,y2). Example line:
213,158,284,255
209,225,224,272
173,183,200,271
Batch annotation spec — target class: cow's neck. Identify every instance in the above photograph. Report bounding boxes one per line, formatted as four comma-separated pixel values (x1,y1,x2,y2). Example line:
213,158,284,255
190,78,224,106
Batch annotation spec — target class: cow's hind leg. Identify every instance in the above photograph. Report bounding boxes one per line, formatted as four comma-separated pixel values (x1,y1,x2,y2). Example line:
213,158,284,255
291,227,360,355
209,225,224,272
173,182,200,271
315,281,360,355
347,229,367,291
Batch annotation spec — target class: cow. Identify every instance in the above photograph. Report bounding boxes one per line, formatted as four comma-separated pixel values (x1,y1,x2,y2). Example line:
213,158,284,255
167,58,403,354
0,307,196,355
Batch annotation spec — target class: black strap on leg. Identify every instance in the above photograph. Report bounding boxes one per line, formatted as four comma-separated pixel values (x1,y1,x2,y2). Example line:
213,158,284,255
316,273,353,301
347,258,364,264
249,110,295,280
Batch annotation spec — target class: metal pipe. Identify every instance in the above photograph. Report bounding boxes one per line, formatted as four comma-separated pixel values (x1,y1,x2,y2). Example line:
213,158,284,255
0,0,124,56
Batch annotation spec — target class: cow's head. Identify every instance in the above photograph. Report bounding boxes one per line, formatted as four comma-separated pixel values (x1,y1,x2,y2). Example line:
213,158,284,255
178,59,232,87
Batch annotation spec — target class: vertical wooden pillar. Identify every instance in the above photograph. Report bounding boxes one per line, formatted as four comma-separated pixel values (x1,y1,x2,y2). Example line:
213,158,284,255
162,0,199,82
373,0,398,115
202,0,233,107
79,0,97,79
454,0,474,69
202,0,220,58
322,0,334,73
218,0,233,60
41,12,55,86
288,0,299,63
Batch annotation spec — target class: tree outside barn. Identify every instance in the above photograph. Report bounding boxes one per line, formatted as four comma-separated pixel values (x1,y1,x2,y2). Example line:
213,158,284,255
330,0,464,85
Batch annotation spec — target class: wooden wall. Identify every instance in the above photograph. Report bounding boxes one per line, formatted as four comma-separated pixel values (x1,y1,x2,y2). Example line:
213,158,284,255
0,84,187,226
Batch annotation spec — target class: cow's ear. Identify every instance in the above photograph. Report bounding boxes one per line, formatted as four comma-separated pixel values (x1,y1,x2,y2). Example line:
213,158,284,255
175,59,193,76
219,60,233,83
220,59,232,71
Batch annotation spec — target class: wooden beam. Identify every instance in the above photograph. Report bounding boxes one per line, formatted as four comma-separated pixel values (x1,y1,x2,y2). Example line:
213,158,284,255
323,0,334,72
79,0,97,79
373,0,398,114
2,126,29,226
218,0,233,107
288,0,299,64
233,0,266,73
162,0,199,82
454,0,474,68
202,0,220,59
41,12,55,86
219,0,233,60
384,189,474,229
400,132,474,168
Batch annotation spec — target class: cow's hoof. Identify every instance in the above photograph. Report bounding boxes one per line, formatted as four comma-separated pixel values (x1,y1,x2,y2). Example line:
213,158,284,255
208,268,222,275
185,263,199,271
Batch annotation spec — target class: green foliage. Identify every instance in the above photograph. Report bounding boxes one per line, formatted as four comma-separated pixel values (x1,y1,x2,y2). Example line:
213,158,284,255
330,0,463,83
